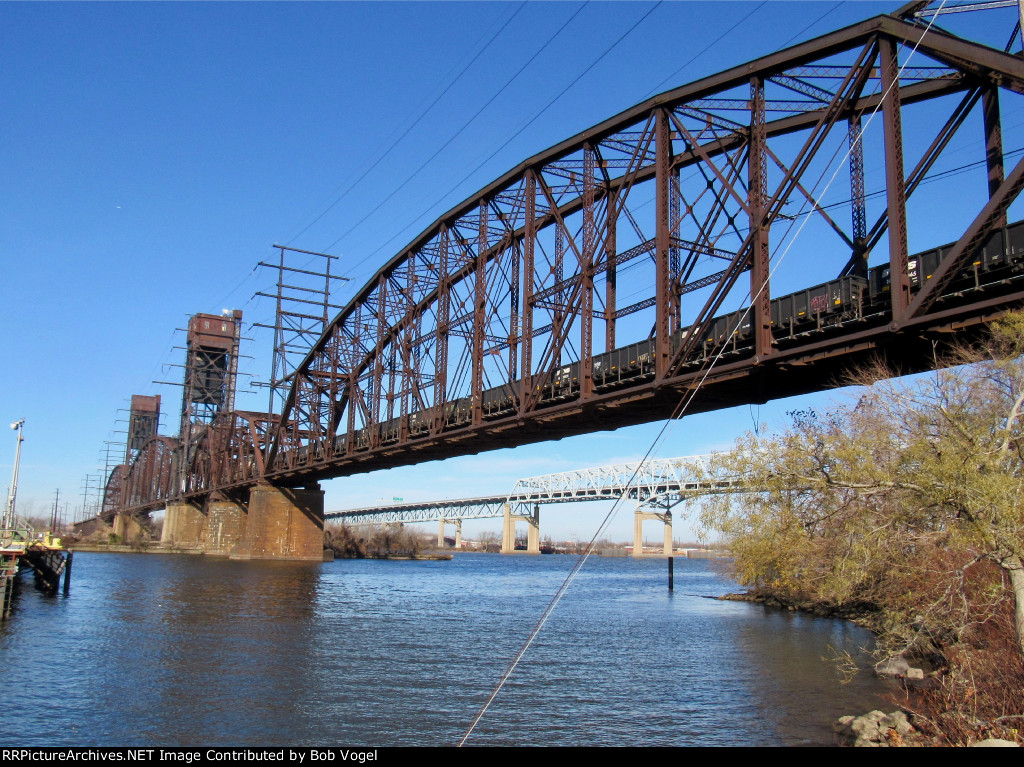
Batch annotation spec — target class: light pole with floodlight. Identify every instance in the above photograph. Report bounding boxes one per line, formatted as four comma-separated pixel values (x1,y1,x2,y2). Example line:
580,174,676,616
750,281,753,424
4,420,25,531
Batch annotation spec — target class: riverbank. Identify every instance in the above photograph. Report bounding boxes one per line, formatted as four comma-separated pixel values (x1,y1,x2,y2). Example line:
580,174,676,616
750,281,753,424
357,551,452,561
719,589,1023,747
718,591,879,627
833,710,1020,747
70,543,204,555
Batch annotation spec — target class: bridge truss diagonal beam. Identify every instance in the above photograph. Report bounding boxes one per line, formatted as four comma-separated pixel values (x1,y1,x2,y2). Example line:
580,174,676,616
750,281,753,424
248,8,1024,498
108,6,1024,518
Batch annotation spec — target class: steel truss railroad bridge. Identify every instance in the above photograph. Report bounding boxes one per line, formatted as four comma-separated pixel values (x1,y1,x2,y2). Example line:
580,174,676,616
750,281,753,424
98,2,1024,560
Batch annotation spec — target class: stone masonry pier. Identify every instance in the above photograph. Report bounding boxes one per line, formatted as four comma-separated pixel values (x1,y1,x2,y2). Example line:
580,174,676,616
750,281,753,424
151,483,328,561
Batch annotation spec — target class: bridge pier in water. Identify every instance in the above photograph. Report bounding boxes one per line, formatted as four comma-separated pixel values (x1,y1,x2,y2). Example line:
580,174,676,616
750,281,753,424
502,503,540,554
205,495,247,556
161,501,206,549
633,508,672,558
112,512,147,544
437,518,462,548
230,482,327,561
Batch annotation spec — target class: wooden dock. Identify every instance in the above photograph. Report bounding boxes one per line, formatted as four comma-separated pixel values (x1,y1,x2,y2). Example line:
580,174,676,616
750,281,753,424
1,528,70,619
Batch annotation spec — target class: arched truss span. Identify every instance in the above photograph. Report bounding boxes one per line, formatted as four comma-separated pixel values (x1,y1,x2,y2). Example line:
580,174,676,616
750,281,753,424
101,463,129,518
184,411,279,497
120,436,178,513
117,409,278,512
264,12,1024,487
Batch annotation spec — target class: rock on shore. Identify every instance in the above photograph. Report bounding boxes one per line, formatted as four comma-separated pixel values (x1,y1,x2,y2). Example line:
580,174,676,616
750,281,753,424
834,711,1022,747
834,710,914,747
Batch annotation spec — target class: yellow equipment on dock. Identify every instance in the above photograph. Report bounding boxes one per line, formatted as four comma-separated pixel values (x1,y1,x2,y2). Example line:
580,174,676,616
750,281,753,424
1,525,71,619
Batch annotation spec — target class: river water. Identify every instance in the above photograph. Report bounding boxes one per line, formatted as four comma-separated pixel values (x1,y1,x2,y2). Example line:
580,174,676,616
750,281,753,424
0,551,890,746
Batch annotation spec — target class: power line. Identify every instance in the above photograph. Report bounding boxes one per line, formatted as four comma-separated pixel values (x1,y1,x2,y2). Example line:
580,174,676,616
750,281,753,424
459,0,952,745
145,9,536,409
320,1,596,256
780,1,846,48
643,1,768,98
282,3,529,248
355,1,665,270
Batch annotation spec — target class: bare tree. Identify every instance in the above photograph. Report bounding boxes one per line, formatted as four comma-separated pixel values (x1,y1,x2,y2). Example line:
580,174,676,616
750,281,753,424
702,313,1024,662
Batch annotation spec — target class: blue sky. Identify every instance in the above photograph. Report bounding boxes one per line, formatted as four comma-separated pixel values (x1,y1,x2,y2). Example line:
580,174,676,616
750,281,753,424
2,1,1020,542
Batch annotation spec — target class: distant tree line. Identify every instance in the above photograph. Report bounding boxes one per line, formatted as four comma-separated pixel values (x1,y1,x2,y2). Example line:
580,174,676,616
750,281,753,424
324,522,432,558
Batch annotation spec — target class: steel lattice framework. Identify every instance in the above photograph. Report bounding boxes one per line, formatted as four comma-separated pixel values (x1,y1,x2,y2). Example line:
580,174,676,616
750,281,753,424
110,4,1024,514
183,410,279,498
327,454,734,524
328,496,508,525
121,436,177,512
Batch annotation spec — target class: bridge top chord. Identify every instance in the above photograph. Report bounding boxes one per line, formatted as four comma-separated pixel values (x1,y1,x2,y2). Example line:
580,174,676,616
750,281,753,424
104,3,1024,521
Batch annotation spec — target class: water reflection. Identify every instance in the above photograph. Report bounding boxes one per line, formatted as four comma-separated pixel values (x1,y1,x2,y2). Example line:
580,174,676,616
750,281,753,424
0,552,887,746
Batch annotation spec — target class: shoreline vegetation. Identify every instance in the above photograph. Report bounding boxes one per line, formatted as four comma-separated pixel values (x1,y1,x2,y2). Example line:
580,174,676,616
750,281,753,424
323,523,451,560
702,314,1024,747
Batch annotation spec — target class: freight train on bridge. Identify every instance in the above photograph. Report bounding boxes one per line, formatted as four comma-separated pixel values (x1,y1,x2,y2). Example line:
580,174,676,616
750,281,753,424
349,220,1024,449
85,3,1024,562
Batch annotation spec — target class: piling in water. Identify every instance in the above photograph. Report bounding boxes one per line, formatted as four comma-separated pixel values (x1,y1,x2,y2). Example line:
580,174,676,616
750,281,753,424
63,550,73,595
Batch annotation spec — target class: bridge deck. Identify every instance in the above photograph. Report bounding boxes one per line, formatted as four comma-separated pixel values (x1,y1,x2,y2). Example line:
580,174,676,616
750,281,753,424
328,456,739,524
107,7,1024,517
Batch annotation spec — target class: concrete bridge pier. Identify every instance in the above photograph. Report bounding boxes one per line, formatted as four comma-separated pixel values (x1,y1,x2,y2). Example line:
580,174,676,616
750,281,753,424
437,518,462,548
112,512,146,544
162,500,206,548
205,494,248,556
633,507,673,558
230,482,328,561
502,502,540,554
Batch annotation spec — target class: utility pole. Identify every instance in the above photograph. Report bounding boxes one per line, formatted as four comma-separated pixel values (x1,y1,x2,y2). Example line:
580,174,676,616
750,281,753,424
50,489,60,533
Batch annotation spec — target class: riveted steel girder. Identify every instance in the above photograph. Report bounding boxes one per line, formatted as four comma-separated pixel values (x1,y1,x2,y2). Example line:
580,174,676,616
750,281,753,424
111,9,1024,513
253,11,1024,492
